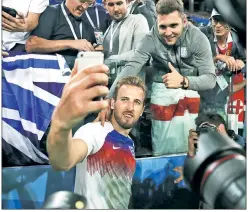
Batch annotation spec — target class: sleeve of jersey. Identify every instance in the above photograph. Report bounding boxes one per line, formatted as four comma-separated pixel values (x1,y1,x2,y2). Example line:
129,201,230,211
29,0,49,13
73,123,109,157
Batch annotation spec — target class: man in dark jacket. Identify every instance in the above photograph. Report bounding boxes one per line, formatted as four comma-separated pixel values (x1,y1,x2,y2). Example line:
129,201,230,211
26,0,97,69
82,0,111,50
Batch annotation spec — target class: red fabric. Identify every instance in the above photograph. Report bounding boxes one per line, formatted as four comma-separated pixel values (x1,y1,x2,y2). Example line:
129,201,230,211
217,42,233,56
217,37,245,127
150,97,200,121
227,73,245,125
87,140,135,180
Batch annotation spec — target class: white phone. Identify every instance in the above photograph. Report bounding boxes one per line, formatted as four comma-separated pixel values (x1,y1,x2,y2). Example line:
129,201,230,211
76,51,105,100
76,51,104,72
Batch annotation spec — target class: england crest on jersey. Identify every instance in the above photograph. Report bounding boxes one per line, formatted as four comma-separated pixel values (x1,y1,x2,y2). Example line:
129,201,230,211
129,145,135,157
180,47,188,58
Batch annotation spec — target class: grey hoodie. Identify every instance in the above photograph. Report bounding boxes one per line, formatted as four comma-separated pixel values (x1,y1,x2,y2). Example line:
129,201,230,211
108,23,216,97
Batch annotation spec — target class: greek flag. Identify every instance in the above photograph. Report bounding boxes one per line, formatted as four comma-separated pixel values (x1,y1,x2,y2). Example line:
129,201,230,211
2,53,70,166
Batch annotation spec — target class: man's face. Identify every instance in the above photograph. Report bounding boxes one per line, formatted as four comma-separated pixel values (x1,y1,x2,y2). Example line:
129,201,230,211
68,0,94,17
106,0,128,21
211,16,230,37
112,85,145,130
157,11,185,46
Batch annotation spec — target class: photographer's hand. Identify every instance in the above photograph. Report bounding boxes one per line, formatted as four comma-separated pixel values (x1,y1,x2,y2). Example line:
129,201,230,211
188,129,198,156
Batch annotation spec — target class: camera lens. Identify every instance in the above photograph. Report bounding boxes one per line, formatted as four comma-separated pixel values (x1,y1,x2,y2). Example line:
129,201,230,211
184,132,246,209
201,153,246,209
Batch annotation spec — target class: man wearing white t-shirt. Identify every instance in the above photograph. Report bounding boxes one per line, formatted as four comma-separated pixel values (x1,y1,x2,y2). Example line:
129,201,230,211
2,0,49,52
47,63,146,209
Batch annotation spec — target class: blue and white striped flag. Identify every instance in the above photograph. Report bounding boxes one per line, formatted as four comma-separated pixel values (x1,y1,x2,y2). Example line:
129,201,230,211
2,53,70,166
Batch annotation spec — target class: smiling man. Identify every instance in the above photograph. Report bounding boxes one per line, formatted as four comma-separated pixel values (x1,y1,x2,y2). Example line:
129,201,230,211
25,0,98,69
106,0,216,91
47,64,146,209
97,0,217,156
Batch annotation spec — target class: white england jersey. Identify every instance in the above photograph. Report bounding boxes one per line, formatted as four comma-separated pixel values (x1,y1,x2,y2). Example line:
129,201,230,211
73,122,136,209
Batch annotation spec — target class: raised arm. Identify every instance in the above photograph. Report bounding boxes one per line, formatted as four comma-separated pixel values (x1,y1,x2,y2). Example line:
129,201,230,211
47,63,109,171
47,121,88,171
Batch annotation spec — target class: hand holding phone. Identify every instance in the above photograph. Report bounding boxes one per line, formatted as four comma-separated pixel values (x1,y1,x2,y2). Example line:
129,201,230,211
2,7,26,32
76,52,106,100
51,63,109,131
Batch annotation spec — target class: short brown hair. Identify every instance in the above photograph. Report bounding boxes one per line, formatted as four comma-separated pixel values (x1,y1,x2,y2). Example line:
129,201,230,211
156,0,184,16
113,76,147,101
